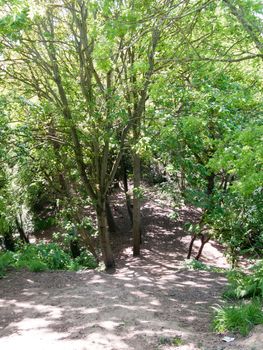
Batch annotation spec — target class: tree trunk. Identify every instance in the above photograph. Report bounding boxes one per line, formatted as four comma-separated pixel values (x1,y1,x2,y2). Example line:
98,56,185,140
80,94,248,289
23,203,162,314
15,216,30,244
133,152,141,256
106,198,117,233
122,157,133,224
195,234,210,260
187,235,196,259
97,204,115,268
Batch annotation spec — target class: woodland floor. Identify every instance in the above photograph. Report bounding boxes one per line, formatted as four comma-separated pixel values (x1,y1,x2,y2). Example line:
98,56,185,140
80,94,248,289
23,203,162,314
0,186,262,350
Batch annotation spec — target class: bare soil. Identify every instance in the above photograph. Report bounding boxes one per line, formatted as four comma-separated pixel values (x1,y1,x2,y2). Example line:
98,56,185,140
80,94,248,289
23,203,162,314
0,187,261,350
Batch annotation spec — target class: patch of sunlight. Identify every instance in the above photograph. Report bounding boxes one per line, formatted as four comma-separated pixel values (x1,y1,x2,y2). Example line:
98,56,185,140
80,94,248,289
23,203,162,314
150,299,161,306
182,281,208,288
11,317,51,331
195,301,208,305
87,275,106,284
130,290,149,298
26,279,34,283
14,302,62,317
81,307,99,314
115,275,132,281
186,316,197,322
98,320,121,330
138,276,152,282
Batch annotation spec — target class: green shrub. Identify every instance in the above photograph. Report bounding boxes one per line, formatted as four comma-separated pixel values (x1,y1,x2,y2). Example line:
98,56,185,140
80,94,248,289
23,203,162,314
74,251,97,269
185,259,210,271
0,251,14,278
213,299,263,336
27,260,48,272
33,216,56,232
184,259,226,273
0,242,97,276
224,261,263,300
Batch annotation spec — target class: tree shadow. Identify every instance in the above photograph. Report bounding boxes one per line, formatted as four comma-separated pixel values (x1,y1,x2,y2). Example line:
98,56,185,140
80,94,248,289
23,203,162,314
0,261,228,350
0,187,230,349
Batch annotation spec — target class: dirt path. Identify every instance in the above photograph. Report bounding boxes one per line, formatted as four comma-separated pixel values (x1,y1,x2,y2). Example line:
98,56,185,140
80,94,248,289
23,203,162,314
0,188,261,350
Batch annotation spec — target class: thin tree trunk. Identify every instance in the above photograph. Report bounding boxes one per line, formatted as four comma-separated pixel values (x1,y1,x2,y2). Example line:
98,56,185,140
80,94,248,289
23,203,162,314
195,234,210,260
187,236,196,259
97,203,115,268
122,157,133,224
133,153,141,256
15,216,30,244
106,198,117,233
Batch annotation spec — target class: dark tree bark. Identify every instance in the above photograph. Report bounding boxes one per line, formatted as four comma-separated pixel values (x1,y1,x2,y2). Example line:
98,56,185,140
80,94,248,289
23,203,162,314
97,202,115,268
187,236,196,259
106,198,117,234
133,153,141,256
122,157,133,224
15,216,30,244
186,172,215,260
195,234,210,260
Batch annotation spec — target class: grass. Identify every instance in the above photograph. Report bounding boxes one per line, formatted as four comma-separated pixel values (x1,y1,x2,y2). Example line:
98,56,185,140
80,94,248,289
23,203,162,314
213,299,263,336
212,260,263,336
158,335,184,347
184,259,227,273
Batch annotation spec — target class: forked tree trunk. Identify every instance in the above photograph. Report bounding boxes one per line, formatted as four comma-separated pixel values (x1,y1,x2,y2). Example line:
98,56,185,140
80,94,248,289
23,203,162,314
133,152,141,256
97,203,115,268
195,234,210,260
187,236,196,259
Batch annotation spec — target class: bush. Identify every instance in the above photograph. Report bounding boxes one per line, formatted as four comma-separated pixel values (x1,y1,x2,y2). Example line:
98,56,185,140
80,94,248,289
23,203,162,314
0,242,97,276
224,261,263,300
27,260,48,272
213,299,263,336
185,259,210,271
33,216,56,232
0,251,14,278
74,251,98,269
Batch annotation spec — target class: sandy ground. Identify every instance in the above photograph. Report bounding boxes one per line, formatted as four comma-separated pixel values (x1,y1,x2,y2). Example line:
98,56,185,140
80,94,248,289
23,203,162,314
0,188,262,350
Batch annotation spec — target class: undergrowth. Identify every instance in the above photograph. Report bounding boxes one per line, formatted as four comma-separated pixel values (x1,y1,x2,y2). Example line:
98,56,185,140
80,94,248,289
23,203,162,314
224,261,263,300
184,259,226,273
213,299,263,336
0,242,97,277
213,260,263,336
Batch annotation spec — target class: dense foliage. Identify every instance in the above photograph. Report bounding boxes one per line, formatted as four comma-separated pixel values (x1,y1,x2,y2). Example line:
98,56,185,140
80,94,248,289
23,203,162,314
0,0,262,274
0,242,97,277
0,0,262,340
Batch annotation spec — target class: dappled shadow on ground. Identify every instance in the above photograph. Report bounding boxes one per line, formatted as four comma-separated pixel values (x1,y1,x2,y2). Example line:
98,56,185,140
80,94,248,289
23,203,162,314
111,187,228,268
0,187,232,350
0,266,227,350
